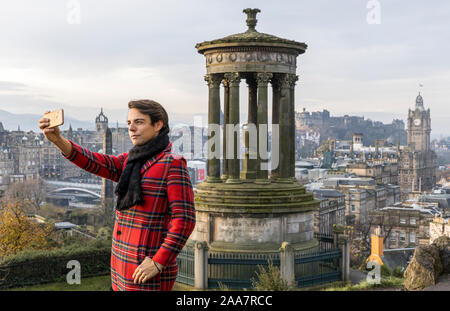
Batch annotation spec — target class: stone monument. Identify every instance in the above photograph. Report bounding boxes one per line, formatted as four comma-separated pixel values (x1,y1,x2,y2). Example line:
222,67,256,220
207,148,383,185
192,8,320,259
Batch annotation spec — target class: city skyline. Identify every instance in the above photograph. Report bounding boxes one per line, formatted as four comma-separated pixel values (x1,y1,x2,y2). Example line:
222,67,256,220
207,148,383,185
0,1,449,136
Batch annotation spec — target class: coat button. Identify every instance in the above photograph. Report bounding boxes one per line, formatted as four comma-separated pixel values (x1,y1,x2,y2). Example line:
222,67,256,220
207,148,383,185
117,230,121,235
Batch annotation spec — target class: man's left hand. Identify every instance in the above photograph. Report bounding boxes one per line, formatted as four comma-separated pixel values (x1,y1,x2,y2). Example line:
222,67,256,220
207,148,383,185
132,257,163,284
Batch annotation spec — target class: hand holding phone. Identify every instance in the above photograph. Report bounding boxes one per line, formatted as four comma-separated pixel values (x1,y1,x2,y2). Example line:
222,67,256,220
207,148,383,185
39,109,65,145
39,109,72,155
43,109,64,128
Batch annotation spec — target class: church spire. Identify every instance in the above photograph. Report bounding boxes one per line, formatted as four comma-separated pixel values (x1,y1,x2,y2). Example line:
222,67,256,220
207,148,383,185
67,123,73,140
415,92,424,111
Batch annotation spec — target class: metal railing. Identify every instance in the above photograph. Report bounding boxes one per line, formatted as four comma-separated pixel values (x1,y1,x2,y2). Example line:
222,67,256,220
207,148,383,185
294,248,341,288
314,232,335,251
176,245,195,286
207,252,280,289
175,243,343,290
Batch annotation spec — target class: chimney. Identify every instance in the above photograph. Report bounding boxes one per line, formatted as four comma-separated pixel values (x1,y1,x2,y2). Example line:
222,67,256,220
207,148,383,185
367,226,384,266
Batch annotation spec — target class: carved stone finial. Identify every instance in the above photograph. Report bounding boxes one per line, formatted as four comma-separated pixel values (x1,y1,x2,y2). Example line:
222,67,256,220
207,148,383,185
243,8,261,32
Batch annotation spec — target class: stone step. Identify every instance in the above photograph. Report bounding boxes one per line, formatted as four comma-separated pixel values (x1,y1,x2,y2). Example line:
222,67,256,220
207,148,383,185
195,192,314,205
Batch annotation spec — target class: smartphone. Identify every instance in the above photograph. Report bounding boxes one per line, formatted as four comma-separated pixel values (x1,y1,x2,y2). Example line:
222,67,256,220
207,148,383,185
43,109,64,128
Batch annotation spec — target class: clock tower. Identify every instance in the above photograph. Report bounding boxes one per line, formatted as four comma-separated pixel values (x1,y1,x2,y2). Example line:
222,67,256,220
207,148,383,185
399,92,436,199
406,93,431,151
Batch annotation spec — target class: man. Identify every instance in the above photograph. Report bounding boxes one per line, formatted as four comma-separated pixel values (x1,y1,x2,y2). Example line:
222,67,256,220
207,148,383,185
39,100,196,291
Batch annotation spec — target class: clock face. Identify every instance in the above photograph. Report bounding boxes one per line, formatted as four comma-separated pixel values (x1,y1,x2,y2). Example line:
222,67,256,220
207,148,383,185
414,118,421,126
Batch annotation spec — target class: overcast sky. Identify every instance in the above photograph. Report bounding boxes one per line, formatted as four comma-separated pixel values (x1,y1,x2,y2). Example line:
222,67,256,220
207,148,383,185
0,0,449,136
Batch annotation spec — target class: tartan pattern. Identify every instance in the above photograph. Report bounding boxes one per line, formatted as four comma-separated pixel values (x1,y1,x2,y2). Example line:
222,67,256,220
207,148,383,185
64,140,195,291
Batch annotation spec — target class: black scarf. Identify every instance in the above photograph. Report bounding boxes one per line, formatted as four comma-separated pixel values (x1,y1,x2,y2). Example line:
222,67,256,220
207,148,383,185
114,126,170,211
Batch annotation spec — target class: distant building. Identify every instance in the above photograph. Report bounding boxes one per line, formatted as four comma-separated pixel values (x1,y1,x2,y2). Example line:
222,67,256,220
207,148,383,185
0,146,14,196
101,126,114,209
370,200,440,249
398,93,437,199
419,191,450,210
8,131,41,180
332,133,399,160
295,108,407,158
345,159,399,185
312,189,346,235
306,176,400,224
95,108,108,133
187,160,206,185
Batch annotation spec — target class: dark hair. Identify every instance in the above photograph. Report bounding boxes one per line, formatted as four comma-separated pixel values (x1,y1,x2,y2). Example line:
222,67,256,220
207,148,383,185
128,99,169,130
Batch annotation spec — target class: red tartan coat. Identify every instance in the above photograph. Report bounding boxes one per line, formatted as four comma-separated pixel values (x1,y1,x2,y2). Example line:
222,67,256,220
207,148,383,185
64,141,196,291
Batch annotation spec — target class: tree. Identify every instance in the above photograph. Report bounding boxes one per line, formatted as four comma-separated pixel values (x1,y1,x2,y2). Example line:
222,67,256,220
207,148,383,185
0,202,54,258
2,178,46,214
349,209,397,268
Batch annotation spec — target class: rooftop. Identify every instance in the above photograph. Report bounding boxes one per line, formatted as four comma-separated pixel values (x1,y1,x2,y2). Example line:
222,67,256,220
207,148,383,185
380,201,441,216
54,222,78,229
382,248,414,271
313,189,344,198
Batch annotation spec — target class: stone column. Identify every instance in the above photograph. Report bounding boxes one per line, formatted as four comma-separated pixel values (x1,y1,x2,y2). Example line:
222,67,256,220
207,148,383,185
277,74,292,182
270,76,281,180
279,242,295,287
221,78,230,180
224,72,242,183
255,72,273,183
289,75,298,180
241,76,258,180
332,224,345,248
338,234,350,282
205,74,222,183
194,241,209,289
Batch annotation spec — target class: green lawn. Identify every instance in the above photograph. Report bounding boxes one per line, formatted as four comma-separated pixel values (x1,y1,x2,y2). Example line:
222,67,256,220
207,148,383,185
319,276,404,291
5,276,404,291
5,275,112,291
4,275,193,291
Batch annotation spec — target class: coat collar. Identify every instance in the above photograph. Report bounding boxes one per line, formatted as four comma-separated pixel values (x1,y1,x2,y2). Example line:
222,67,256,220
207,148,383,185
139,141,172,174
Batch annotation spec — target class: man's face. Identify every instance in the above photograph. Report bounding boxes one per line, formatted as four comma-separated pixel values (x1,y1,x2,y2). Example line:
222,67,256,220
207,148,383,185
127,108,163,146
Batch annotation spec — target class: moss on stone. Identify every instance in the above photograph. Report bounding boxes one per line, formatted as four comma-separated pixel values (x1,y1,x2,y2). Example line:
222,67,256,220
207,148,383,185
403,244,443,290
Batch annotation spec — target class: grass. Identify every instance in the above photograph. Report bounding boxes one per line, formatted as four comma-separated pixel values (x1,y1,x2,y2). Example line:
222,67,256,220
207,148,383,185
321,276,404,291
3,265,404,292
4,275,112,291
4,274,405,291
4,275,193,291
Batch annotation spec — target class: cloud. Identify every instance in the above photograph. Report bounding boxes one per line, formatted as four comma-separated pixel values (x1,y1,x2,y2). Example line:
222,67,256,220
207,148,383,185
0,0,448,135
0,81,28,92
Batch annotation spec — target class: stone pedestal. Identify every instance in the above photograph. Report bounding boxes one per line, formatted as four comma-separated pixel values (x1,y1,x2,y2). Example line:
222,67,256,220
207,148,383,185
280,242,295,286
338,234,350,282
193,181,319,254
194,241,209,289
